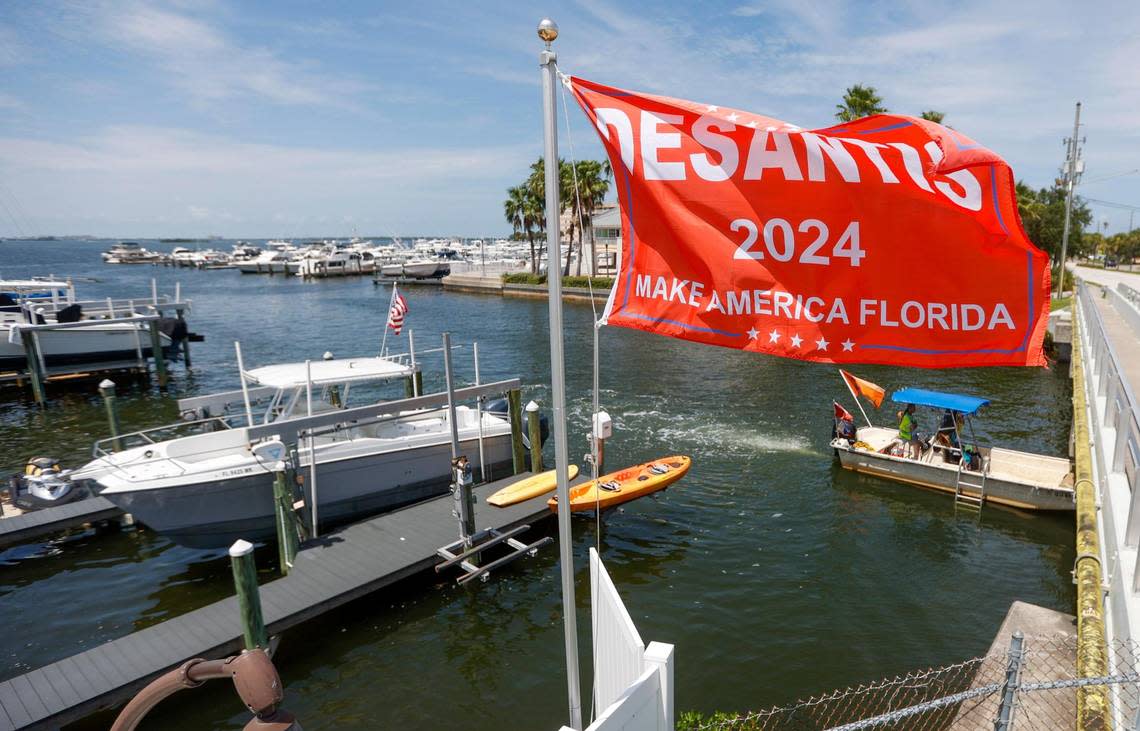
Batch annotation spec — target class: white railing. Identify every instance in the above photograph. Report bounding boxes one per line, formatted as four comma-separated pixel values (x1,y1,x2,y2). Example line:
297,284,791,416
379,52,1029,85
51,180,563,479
558,548,674,731
1074,282,1140,659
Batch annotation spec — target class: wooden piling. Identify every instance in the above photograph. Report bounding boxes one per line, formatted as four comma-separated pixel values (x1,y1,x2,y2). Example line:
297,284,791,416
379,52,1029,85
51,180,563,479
99,379,124,452
147,320,168,388
176,307,191,368
508,388,525,474
20,330,46,404
229,539,268,650
526,400,543,473
273,470,299,575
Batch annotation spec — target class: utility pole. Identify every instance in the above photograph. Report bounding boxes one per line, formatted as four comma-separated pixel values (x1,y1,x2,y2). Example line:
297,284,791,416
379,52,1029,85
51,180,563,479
1055,102,1084,298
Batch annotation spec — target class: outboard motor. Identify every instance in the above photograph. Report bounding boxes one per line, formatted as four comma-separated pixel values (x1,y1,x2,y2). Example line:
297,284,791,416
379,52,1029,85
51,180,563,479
11,456,85,510
56,304,83,323
485,398,550,447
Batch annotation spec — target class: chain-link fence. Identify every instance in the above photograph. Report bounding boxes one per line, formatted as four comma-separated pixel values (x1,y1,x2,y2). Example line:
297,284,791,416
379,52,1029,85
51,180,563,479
688,635,1140,731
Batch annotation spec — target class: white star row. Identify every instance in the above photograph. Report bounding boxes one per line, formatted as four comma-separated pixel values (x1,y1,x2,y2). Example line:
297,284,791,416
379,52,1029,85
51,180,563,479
702,103,800,132
745,328,855,352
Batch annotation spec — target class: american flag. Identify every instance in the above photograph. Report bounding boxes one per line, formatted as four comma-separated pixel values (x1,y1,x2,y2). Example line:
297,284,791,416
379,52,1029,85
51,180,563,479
386,289,409,335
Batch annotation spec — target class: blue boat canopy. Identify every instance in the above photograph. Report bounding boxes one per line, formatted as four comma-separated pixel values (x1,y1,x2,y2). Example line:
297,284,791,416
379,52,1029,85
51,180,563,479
890,388,990,415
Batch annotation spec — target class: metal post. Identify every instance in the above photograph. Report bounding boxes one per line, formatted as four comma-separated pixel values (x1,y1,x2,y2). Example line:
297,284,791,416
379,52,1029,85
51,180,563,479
229,539,268,650
526,400,544,473
994,631,1024,731
99,379,124,452
235,341,255,427
539,18,582,729
1056,102,1082,299
474,342,488,483
305,359,319,540
508,388,526,474
409,329,420,396
443,333,476,542
148,320,168,388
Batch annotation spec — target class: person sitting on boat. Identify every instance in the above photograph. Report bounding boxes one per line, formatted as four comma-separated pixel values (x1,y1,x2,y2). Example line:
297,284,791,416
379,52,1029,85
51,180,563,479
897,404,921,459
935,410,963,448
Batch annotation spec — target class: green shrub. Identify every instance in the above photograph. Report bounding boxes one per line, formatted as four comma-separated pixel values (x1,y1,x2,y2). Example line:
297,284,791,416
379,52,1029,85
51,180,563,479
501,273,614,289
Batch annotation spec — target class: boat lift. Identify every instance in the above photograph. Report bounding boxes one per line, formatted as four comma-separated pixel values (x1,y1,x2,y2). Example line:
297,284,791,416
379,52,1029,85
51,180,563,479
434,332,552,585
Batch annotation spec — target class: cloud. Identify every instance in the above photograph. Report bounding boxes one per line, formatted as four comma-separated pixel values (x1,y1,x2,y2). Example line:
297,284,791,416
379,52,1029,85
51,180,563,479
90,2,372,109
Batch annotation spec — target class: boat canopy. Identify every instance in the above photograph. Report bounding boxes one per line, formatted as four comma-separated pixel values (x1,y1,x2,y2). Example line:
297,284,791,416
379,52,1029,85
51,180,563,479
890,388,990,415
244,356,413,389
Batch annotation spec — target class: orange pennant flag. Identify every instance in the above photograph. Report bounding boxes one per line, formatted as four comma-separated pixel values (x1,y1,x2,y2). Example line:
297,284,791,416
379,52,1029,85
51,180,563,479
840,369,885,408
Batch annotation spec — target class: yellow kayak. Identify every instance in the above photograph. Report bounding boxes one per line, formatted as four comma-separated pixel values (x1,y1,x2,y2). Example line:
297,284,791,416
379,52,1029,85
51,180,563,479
548,456,691,513
487,465,580,507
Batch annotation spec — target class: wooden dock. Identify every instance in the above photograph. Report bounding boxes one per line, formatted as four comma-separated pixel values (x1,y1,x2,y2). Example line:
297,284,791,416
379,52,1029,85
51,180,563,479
0,497,122,549
0,474,567,730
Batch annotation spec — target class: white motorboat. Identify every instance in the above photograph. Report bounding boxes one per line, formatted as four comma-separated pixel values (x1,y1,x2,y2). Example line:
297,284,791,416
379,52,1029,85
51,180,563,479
102,242,162,264
0,279,175,369
296,247,364,278
831,386,1074,511
239,241,296,274
69,352,520,547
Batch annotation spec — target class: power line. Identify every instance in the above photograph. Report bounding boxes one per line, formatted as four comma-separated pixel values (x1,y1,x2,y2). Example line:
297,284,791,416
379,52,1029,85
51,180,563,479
1085,197,1140,211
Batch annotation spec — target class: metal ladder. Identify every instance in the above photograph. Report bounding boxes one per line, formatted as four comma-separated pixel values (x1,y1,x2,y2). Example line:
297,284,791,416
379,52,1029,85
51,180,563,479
953,455,987,512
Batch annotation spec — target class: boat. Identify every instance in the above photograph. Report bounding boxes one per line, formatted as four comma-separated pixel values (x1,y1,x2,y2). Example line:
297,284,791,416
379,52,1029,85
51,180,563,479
548,456,691,512
102,242,163,264
488,465,580,507
830,386,1075,511
68,352,519,548
0,279,176,369
239,241,296,274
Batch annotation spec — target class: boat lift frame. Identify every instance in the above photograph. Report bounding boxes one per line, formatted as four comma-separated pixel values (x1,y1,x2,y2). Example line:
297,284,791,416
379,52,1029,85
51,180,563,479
434,332,552,585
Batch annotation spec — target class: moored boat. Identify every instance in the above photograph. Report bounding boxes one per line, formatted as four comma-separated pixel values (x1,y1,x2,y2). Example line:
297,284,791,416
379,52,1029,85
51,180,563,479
830,384,1074,512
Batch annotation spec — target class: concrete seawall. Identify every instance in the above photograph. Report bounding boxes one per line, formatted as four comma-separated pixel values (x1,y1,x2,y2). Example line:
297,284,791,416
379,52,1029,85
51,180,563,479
438,274,608,302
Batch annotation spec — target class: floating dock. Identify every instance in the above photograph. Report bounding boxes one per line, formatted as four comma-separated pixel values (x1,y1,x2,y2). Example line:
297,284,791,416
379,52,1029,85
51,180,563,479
0,473,569,730
0,497,123,549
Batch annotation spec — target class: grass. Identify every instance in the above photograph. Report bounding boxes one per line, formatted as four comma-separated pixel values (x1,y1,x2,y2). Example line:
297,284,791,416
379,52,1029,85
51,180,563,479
1050,295,1072,312
502,272,615,289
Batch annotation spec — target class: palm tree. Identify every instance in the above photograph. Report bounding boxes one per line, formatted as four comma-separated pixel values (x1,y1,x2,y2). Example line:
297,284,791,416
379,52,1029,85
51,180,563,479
920,110,946,124
835,84,887,122
575,160,611,276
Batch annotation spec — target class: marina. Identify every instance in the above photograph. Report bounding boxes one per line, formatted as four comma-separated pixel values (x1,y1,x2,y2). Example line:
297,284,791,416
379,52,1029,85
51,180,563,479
0,240,1080,730
2,7,1138,730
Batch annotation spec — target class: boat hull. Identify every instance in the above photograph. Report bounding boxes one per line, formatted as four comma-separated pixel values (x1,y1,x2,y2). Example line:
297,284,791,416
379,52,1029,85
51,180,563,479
98,434,515,548
0,325,170,369
832,441,1075,511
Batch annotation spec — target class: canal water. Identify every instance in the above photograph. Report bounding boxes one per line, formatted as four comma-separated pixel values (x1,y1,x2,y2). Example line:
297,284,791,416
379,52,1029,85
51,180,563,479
1,240,1074,729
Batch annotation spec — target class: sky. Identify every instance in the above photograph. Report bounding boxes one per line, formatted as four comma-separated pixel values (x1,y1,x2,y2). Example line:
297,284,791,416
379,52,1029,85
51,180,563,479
0,0,1138,239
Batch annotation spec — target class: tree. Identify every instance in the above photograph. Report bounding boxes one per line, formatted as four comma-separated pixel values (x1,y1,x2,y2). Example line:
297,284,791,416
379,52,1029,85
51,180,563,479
1014,181,1093,260
920,110,945,124
835,84,887,122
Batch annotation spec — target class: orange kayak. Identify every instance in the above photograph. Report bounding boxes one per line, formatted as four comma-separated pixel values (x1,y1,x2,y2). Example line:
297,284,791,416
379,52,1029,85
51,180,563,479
548,456,691,513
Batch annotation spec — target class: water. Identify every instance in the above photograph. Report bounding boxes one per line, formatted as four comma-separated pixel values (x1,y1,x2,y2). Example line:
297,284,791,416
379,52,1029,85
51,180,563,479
0,240,1075,729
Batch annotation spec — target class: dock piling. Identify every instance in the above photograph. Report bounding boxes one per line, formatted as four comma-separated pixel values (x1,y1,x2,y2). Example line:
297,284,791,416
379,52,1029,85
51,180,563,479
229,539,268,650
99,379,124,452
19,329,47,404
147,320,168,388
526,400,543,472
508,389,525,475
273,468,299,575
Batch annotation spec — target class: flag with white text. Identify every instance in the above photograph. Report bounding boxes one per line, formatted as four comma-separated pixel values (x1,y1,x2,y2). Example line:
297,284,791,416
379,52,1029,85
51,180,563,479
569,76,1049,367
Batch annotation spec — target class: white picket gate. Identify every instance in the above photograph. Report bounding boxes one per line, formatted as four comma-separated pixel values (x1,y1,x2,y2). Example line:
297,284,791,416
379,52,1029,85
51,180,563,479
559,548,674,731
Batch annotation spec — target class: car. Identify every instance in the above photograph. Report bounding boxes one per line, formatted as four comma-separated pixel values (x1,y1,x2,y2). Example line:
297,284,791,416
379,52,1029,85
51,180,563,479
1106,257,1119,268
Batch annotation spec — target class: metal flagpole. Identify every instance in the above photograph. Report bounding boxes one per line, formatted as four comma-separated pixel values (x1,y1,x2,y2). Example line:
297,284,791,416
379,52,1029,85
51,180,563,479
380,283,397,356
539,18,582,730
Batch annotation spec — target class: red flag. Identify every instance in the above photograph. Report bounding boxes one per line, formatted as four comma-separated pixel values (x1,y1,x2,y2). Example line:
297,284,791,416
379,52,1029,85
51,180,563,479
568,76,1049,368
387,291,408,335
839,369,885,408
833,401,854,421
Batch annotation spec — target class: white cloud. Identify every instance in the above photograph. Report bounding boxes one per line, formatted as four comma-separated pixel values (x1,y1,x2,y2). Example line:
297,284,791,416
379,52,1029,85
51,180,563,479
90,2,372,108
